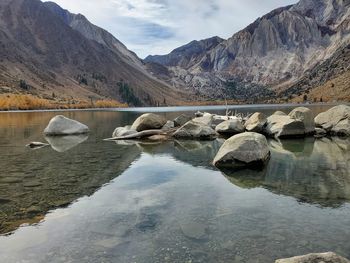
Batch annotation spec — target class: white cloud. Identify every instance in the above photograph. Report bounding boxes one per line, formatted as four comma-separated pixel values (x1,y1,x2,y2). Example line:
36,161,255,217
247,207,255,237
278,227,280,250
45,0,298,58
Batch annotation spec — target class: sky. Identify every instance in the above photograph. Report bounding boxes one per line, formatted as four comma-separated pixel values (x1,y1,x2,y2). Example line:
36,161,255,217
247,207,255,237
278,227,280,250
46,0,298,58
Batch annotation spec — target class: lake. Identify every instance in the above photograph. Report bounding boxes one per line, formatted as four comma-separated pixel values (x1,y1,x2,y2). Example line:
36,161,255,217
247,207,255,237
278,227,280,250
0,104,350,263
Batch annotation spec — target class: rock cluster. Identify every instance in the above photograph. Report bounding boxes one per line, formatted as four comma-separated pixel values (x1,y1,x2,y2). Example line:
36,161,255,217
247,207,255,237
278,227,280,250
103,105,350,170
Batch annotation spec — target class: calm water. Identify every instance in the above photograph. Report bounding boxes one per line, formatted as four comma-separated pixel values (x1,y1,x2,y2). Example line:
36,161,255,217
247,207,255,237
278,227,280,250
0,104,350,263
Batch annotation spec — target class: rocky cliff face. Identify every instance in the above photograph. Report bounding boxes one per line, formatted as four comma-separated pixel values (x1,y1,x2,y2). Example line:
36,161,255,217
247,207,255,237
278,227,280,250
0,0,182,106
145,0,350,101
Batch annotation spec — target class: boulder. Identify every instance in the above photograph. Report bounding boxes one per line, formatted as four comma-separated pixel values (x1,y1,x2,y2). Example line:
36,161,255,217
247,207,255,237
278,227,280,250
195,111,204,117
112,126,137,138
131,113,167,132
174,114,192,127
315,127,327,138
173,120,216,140
273,111,287,116
289,107,315,134
264,115,305,138
245,112,267,132
315,105,350,132
331,118,350,136
275,252,350,263
215,119,245,135
162,120,175,131
213,132,270,168
192,113,213,126
44,115,89,136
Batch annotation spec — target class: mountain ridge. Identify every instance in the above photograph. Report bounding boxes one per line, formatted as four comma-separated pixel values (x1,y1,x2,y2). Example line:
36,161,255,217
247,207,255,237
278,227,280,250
145,0,350,102
0,0,183,106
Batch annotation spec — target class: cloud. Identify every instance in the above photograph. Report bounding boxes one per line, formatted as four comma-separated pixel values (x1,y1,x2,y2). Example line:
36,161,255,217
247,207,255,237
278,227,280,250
45,0,298,58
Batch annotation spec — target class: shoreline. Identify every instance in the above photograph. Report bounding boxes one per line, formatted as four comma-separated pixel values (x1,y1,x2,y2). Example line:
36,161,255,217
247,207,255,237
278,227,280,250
0,102,343,114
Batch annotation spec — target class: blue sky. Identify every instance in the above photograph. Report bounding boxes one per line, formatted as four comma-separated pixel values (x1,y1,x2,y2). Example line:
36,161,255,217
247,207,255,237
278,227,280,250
47,0,298,58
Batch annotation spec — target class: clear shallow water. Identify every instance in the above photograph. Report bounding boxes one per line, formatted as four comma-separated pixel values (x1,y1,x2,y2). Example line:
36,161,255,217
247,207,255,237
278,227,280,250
0,105,350,263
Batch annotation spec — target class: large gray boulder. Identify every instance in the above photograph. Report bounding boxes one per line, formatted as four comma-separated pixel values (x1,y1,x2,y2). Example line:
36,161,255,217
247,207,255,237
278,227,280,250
289,107,315,134
112,126,137,138
264,115,305,138
173,120,216,140
44,115,89,136
215,119,244,135
275,252,350,263
315,105,350,135
245,112,267,132
192,113,213,126
213,132,270,168
131,113,167,132
174,114,192,127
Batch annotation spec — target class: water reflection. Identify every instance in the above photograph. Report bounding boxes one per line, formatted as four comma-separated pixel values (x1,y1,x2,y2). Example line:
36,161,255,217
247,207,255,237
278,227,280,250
220,137,350,207
1,106,350,262
45,135,89,152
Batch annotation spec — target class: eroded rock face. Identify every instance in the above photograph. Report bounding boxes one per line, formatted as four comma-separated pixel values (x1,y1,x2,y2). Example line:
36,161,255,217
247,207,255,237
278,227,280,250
131,113,167,132
112,126,137,138
173,120,216,140
213,132,270,168
174,114,192,127
289,107,315,134
315,105,350,136
245,112,267,132
215,119,245,135
44,115,89,136
275,252,350,263
264,115,305,138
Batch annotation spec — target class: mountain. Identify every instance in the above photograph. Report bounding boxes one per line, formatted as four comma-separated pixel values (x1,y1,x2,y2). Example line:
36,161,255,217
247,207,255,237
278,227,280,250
0,0,182,106
282,43,350,102
145,0,350,102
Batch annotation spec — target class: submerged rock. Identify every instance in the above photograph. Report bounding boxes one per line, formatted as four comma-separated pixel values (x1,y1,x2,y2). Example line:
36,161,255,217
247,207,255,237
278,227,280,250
173,120,216,140
112,126,137,138
245,112,267,133
213,132,270,168
174,114,192,127
264,115,305,138
181,221,207,240
275,252,350,263
44,115,89,136
26,142,49,149
215,119,245,135
131,113,167,132
315,105,350,135
289,107,315,134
